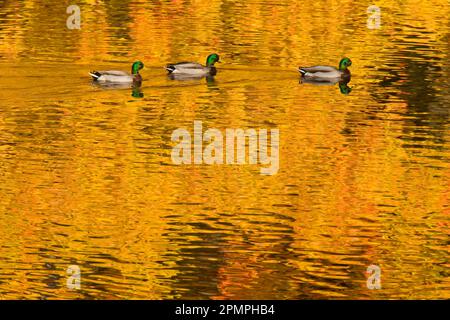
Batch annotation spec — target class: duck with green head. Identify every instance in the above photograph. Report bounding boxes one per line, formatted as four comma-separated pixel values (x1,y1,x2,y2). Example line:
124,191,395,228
89,61,144,84
298,58,352,82
165,53,220,77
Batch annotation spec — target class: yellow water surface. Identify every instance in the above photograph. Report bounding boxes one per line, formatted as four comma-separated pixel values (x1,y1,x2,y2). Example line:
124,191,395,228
0,0,449,299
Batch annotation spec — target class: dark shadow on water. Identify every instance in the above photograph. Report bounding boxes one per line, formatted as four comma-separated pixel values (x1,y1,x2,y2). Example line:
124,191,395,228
104,0,133,56
369,44,449,157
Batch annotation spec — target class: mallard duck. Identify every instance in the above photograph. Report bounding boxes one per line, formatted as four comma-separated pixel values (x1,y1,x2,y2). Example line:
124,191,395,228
298,58,352,82
89,61,144,84
165,53,220,77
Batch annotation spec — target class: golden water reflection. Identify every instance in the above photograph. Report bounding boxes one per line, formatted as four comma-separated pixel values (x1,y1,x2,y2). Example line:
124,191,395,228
0,0,449,299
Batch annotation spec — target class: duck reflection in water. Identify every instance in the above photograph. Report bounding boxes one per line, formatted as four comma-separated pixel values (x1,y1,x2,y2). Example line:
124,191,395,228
300,76,352,95
91,81,144,98
167,72,217,89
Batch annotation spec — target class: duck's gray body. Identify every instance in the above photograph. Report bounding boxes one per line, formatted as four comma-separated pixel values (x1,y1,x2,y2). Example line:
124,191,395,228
165,62,216,76
298,66,349,81
89,61,144,84
89,70,137,83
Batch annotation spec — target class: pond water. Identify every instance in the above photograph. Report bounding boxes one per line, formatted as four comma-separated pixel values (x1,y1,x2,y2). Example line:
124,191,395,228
0,0,449,299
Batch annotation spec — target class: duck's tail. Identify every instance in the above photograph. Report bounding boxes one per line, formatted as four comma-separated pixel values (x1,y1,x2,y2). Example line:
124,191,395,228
298,68,307,76
89,71,101,81
165,64,176,74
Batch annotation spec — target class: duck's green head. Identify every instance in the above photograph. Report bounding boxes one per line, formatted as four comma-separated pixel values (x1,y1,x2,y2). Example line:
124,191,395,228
132,61,144,74
338,57,352,71
206,53,220,67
